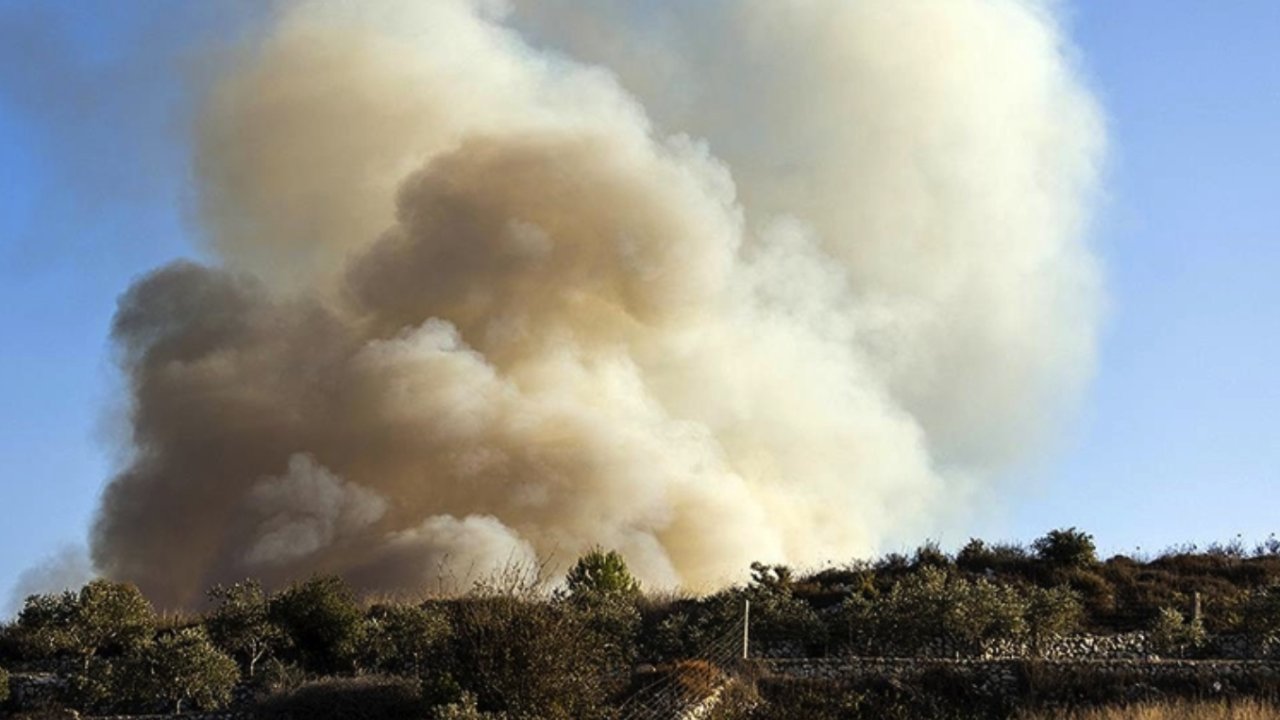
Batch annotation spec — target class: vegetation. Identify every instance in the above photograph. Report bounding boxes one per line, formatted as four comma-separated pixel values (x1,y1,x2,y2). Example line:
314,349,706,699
116,627,239,713
1,529,1279,718
206,579,283,678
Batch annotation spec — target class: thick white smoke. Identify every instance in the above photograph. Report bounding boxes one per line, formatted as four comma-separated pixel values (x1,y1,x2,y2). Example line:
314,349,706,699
92,0,1103,607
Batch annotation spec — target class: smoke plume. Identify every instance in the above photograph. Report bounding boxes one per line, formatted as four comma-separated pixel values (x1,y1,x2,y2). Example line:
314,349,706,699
92,0,1103,608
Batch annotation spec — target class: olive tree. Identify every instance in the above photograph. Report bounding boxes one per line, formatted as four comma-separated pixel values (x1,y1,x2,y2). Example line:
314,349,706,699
206,579,285,677
1025,585,1083,655
843,566,1045,656
15,580,155,670
119,627,239,713
270,576,366,673
1150,607,1206,658
1033,528,1098,569
1242,583,1280,649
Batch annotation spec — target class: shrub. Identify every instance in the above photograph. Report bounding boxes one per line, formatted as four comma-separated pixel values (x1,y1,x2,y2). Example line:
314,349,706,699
444,596,613,719
0,664,8,705
434,691,509,719
847,566,1030,656
270,576,365,673
256,675,426,720
743,585,827,655
365,603,452,676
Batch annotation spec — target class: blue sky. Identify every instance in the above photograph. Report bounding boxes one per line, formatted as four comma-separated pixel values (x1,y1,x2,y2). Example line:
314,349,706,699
1,1,1277,605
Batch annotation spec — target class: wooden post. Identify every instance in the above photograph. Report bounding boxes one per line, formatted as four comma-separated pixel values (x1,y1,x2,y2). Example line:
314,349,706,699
742,599,751,660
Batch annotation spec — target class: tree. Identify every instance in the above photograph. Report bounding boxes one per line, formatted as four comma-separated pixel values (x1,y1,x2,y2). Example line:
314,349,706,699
956,538,995,573
0,664,8,705
1033,528,1098,569
1242,583,1280,648
842,567,1058,656
912,541,951,569
13,590,79,659
1025,585,1083,655
119,627,240,713
1150,607,1206,658
270,576,366,673
749,562,795,592
206,579,285,678
71,580,155,669
564,549,641,604
15,580,155,671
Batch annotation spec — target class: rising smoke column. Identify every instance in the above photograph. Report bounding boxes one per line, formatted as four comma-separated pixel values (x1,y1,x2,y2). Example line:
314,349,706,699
92,0,1103,608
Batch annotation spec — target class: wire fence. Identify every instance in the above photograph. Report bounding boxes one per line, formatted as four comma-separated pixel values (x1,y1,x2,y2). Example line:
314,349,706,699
618,610,746,720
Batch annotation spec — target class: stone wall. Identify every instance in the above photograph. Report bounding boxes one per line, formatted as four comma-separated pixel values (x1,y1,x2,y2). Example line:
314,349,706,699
982,632,1153,660
758,632,1280,661
764,656,1280,698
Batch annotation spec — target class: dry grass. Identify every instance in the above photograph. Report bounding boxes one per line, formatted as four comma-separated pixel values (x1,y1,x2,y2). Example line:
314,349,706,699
1019,699,1280,720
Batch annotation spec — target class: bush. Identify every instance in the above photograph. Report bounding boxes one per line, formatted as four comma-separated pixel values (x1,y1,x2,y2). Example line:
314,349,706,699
0,664,9,705
364,603,452,676
434,691,509,719
256,675,426,720
270,576,365,674
844,566,1030,656
444,596,614,719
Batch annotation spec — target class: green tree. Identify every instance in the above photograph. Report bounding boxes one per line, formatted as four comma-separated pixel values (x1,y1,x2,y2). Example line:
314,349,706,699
16,580,155,671
1033,527,1098,569
564,549,641,603
72,580,155,669
1150,606,1206,658
270,576,366,673
13,590,79,659
956,538,995,573
912,541,952,569
1025,585,1083,655
844,566,1042,656
206,579,285,678
119,627,240,713
1242,583,1280,648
